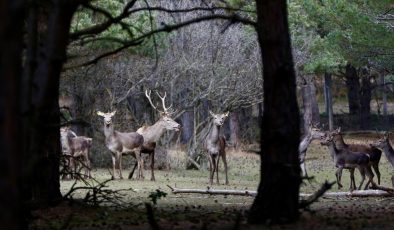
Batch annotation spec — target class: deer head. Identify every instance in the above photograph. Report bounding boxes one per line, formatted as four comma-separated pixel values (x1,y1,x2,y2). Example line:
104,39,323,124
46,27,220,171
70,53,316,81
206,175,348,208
308,123,326,140
159,115,181,132
371,132,390,149
209,111,229,126
97,111,116,127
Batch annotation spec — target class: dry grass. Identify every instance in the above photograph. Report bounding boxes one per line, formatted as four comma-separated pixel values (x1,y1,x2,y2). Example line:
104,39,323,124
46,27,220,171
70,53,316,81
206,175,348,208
30,136,394,229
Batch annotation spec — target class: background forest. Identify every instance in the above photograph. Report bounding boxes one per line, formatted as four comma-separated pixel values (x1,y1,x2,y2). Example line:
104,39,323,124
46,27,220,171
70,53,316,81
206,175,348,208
61,0,394,168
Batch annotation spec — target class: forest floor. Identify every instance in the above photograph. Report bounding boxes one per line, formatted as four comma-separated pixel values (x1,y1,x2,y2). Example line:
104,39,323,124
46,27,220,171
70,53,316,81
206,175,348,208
29,133,394,229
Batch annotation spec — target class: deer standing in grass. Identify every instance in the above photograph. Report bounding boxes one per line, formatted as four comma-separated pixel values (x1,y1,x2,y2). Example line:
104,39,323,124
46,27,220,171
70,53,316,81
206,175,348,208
370,132,394,187
321,131,375,191
204,111,229,185
332,127,382,187
128,90,181,181
299,123,326,178
60,127,92,179
97,111,144,180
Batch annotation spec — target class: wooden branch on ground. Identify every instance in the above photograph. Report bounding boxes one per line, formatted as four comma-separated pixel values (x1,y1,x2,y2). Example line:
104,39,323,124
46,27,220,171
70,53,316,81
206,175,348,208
167,185,257,196
301,189,393,198
187,156,201,170
168,185,394,198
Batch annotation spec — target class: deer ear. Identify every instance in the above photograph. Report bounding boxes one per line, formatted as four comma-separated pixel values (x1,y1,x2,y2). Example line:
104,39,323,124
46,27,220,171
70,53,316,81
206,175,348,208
224,111,229,117
97,111,105,117
111,111,116,116
209,110,215,117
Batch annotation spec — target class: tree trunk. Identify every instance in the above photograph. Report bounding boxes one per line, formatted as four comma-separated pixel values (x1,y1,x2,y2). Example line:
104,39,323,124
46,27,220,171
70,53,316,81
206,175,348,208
301,76,320,133
359,75,372,129
324,73,334,131
0,0,26,228
345,64,360,116
381,75,387,116
180,111,193,144
229,111,239,149
28,0,79,205
249,0,301,224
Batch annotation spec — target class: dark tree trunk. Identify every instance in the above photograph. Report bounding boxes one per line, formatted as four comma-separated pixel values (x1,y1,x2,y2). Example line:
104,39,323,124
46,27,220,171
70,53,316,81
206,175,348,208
229,111,239,149
345,64,360,115
359,75,372,129
0,0,26,228
324,73,334,131
249,0,301,224
180,111,193,144
28,0,79,205
301,77,320,133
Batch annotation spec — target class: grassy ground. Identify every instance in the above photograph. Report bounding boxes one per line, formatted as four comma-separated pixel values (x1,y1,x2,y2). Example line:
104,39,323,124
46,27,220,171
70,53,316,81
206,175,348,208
30,134,394,229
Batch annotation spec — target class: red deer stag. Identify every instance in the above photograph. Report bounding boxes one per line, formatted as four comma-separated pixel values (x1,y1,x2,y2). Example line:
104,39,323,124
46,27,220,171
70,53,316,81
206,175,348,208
321,132,375,191
332,127,381,186
299,123,326,178
97,111,144,180
129,90,181,181
204,110,229,185
60,127,92,179
370,132,394,187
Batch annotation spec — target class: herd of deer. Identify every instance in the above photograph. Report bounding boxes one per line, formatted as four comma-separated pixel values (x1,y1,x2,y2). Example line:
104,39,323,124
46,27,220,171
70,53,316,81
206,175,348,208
60,90,229,185
60,90,394,189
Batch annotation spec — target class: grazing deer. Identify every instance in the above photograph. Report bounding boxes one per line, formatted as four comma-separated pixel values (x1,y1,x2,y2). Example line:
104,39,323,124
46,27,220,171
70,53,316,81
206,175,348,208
129,90,181,181
204,110,229,185
370,132,394,187
299,123,326,178
332,127,382,185
60,127,92,179
97,111,144,180
321,132,375,191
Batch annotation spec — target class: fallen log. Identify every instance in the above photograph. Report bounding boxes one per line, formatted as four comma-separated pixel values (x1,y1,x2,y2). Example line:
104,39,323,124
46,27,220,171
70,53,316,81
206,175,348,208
167,185,394,198
167,185,257,197
301,189,393,198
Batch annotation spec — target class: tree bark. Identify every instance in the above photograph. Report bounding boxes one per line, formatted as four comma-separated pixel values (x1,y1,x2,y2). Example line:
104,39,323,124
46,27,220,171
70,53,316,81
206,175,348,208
359,75,372,129
229,111,239,149
28,0,79,205
345,64,360,116
324,73,334,131
0,0,26,228
249,0,301,224
301,76,320,133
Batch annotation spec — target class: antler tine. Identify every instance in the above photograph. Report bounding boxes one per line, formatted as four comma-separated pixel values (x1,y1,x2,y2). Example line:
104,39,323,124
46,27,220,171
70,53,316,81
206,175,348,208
145,89,159,111
156,91,173,115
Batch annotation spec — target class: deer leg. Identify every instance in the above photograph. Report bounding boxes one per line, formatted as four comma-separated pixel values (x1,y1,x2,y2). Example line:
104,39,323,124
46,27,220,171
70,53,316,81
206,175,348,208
150,151,155,181
372,163,381,185
357,167,366,190
222,152,229,185
111,155,116,180
364,166,375,190
85,154,92,179
208,154,214,185
299,151,308,178
348,168,355,191
118,154,123,179
215,155,220,184
335,168,343,189
128,162,137,179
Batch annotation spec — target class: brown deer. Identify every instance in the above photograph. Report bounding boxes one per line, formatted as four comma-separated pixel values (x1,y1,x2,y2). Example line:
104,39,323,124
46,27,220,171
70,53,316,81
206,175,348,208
299,123,326,178
333,127,382,186
321,132,375,191
370,132,394,187
128,90,181,181
97,111,144,180
60,127,92,179
204,110,229,185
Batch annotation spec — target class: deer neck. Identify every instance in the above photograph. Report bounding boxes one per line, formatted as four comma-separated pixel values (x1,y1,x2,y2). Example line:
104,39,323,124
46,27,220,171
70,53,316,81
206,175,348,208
334,135,348,149
327,142,338,161
103,123,115,141
140,121,166,143
208,124,221,143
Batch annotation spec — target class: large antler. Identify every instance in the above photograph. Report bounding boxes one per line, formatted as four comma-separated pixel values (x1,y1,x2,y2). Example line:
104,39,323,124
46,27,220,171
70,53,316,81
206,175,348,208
145,90,175,116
